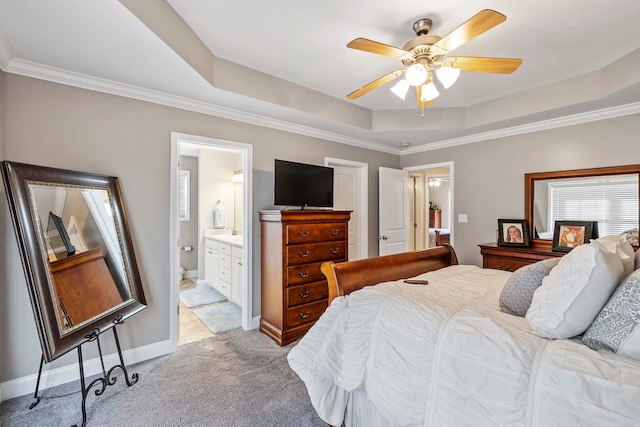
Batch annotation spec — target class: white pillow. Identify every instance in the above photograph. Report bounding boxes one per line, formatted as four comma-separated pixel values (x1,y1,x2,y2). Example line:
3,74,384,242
594,234,635,278
525,241,623,339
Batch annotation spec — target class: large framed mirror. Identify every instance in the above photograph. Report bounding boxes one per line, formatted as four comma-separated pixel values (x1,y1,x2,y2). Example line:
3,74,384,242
525,164,640,247
1,161,146,362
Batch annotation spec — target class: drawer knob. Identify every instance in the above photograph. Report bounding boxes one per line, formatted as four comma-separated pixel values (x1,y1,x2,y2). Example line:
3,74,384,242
298,230,310,238
329,247,340,254
298,250,310,258
329,229,340,236
298,310,310,319
496,264,502,270
298,270,310,278
298,290,310,298
505,266,511,271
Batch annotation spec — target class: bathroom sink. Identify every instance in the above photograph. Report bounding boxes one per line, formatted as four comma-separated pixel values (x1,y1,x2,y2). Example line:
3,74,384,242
205,232,243,247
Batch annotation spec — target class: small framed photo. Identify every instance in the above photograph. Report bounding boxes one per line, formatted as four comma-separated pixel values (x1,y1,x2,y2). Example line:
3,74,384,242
552,221,594,252
497,219,530,247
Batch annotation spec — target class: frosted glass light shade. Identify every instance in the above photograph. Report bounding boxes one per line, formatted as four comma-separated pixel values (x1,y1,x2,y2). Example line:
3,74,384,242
420,82,440,101
390,79,410,100
436,65,461,89
405,64,428,86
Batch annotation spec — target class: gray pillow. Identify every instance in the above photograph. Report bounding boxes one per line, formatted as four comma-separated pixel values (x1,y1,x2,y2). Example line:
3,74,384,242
583,268,640,358
499,258,560,317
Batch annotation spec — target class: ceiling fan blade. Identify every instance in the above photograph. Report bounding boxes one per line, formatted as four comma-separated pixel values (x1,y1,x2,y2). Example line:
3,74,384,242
433,9,506,54
416,86,437,108
347,70,404,99
347,38,412,60
448,56,523,74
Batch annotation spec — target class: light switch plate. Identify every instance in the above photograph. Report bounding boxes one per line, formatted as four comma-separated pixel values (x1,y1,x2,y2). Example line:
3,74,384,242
458,214,468,223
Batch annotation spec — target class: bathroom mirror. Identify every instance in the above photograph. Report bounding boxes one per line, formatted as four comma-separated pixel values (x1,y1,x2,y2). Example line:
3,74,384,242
525,164,640,245
1,161,146,362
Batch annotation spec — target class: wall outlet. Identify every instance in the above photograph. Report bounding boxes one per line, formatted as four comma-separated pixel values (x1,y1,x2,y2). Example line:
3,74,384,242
458,214,468,223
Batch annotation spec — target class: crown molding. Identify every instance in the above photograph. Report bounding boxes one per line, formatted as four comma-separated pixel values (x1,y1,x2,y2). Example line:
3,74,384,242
1,57,400,155
0,36,13,69
1,54,637,157
400,102,640,155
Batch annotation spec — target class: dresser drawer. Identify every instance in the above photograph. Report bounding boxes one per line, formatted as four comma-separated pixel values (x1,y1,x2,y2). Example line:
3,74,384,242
219,243,232,255
286,299,328,328
286,261,327,286
483,256,531,272
286,241,346,265
286,223,347,244
287,281,329,307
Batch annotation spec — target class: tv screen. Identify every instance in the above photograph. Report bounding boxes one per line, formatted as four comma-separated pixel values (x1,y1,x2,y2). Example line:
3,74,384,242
274,159,334,209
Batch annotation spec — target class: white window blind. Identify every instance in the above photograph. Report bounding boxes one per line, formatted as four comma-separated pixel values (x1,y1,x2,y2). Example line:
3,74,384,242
549,174,639,236
179,170,190,221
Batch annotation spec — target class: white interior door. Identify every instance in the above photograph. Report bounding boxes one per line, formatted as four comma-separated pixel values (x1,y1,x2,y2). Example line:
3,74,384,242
333,165,361,260
326,157,368,260
379,167,409,255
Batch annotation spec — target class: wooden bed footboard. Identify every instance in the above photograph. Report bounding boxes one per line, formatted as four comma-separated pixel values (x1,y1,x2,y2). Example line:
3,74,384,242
321,245,458,303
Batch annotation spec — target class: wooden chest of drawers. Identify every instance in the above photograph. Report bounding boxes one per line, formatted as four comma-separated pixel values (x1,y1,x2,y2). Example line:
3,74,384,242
479,241,563,272
259,209,351,346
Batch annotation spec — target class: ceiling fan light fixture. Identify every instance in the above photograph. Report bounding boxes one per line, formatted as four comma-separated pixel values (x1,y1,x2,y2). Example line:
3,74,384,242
390,79,410,100
404,63,428,86
436,65,461,89
420,81,439,101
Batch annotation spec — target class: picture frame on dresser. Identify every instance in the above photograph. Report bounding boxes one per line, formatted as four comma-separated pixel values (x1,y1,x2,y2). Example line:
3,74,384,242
552,220,596,252
497,219,530,248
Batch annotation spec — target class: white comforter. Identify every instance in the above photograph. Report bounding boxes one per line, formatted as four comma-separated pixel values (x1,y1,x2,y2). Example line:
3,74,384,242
287,265,640,426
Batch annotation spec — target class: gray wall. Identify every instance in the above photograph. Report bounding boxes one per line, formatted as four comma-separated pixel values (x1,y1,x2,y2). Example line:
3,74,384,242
0,72,399,382
179,155,198,272
402,114,640,265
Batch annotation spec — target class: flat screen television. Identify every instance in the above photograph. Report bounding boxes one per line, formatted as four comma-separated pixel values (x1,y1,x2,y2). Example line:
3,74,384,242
274,159,334,209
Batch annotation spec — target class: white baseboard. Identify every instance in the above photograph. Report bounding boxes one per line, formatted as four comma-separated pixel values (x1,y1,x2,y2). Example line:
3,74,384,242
0,339,175,402
252,315,261,330
185,270,198,279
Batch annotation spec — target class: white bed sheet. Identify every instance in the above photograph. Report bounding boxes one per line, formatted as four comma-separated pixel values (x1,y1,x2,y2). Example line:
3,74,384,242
287,265,640,426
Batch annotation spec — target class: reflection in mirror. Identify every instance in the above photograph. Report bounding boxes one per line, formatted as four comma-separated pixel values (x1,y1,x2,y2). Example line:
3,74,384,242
532,174,639,239
1,161,146,362
29,185,132,332
525,165,640,244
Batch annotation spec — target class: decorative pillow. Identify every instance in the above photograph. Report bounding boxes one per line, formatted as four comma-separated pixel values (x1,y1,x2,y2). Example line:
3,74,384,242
583,268,640,360
525,241,623,339
594,234,635,279
499,258,560,317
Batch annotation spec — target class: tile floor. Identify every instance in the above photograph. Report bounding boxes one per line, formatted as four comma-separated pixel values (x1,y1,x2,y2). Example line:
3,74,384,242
178,278,217,345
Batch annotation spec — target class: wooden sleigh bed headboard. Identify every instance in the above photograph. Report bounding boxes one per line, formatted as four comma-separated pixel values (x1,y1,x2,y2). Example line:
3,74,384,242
321,245,458,303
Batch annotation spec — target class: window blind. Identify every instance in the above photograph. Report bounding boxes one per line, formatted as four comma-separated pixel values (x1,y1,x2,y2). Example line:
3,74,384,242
549,175,639,236
179,170,190,221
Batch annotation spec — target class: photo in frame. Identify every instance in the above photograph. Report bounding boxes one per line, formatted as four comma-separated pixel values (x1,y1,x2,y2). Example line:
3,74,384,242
497,219,530,247
552,220,595,252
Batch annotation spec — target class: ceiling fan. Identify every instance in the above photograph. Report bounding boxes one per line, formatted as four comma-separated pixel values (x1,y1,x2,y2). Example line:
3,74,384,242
346,9,523,109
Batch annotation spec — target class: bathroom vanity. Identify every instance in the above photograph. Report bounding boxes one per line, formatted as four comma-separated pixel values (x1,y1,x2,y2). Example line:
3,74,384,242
204,232,243,307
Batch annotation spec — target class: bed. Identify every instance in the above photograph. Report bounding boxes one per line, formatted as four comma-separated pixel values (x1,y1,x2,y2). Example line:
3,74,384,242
287,243,640,426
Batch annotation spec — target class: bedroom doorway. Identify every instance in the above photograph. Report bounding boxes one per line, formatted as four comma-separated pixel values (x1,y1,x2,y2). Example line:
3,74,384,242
405,162,454,250
325,157,368,260
169,133,253,349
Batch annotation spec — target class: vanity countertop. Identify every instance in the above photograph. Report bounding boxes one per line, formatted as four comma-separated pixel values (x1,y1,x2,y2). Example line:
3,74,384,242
205,231,243,247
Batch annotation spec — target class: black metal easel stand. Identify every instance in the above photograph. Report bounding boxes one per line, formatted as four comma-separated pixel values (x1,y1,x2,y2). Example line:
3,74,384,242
29,316,139,427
